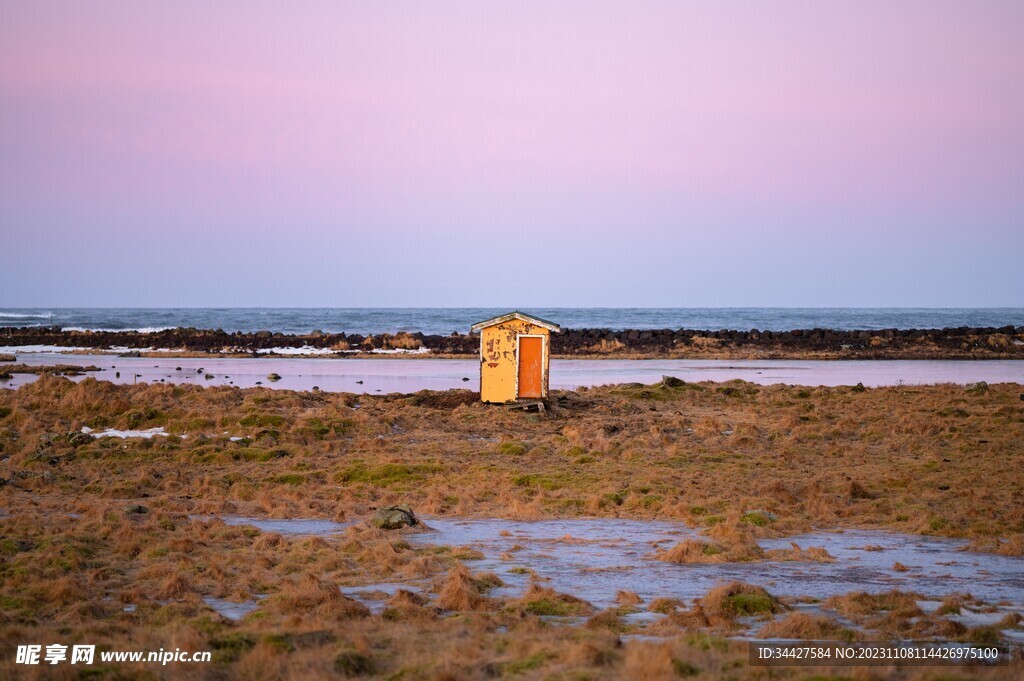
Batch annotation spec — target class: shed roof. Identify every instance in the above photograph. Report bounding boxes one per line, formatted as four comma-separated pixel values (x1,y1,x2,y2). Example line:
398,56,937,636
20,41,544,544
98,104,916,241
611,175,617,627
470,311,561,333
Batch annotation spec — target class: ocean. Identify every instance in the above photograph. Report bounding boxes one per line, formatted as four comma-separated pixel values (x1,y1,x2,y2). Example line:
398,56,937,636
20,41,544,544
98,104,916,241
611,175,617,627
1,308,1023,336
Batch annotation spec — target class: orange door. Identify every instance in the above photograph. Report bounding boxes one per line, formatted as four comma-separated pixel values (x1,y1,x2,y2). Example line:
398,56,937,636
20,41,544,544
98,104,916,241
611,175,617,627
517,336,544,398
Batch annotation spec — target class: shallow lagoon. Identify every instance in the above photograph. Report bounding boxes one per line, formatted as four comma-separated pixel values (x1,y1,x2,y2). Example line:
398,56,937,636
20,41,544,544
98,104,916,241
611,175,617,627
4,352,1023,391
193,516,1024,613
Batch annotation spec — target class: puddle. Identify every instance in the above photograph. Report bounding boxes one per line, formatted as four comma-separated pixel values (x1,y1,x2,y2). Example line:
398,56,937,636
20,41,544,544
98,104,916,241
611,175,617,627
192,515,351,535
193,515,1024,619
946,608,1020,628
393,520,1024,612
203,596,262,621
340,581,429,614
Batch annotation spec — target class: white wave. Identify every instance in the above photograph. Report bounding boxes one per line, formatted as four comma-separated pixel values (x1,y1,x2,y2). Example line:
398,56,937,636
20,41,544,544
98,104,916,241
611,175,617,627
0,311,53,319
63,327,173,333
81,426,168,439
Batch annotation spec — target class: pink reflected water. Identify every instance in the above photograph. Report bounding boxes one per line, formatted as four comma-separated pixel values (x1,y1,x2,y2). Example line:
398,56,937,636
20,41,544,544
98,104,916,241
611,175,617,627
2,353,1022,392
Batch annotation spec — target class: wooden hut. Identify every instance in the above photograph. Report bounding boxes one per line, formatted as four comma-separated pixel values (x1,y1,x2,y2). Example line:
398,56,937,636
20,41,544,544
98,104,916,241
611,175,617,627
471,311,560,404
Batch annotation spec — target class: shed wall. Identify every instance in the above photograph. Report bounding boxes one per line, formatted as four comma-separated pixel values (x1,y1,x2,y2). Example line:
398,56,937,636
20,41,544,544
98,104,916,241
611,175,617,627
479,320,549,403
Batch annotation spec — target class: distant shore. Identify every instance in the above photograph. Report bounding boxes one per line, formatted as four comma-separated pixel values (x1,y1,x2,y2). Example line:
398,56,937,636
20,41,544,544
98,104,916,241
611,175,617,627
3,324,1023,360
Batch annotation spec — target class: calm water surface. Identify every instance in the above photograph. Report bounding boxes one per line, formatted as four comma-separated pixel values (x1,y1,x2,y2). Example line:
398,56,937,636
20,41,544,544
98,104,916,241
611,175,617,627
189,516,1024,611
2,353,1022,391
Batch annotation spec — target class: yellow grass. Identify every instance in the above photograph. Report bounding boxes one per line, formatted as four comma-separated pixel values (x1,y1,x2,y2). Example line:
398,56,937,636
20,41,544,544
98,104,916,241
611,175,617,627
0,375,1022,678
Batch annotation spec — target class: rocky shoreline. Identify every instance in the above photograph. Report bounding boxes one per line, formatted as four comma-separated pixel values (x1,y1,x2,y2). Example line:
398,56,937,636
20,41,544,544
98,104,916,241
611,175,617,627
3,324,1024,359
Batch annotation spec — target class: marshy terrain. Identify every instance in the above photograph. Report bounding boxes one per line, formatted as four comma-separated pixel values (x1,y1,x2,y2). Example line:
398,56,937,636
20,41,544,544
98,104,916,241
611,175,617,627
1,376,1022,679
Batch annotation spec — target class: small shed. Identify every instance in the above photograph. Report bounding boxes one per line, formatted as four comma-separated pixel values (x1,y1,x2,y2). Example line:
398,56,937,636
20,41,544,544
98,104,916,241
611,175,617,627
471,311,560,404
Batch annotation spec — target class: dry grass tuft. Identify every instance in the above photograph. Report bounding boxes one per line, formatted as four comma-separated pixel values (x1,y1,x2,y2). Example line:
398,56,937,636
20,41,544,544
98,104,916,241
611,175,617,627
656,539,726,564
825,590,922,619
268,575,370,620
585,339,626,354
563,640,618,667
382,333,423,350
757,612,856,640
387,589,428,608
764,543,836,563
657,531,768,563
155,573,193,600
999,612,1022,628
824,590,923,636
585,609,627,632
616,590,643,606
516,583,594,617
647,597,683,614
382,589,436,621
436,563,496,612
964,534,1024,556
700,582,785,626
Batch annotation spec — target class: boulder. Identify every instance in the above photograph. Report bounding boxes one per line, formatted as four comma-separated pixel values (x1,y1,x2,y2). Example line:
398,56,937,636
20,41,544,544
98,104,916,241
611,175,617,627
124,504,149,515
65,431,93,447
660,375,685,388
370,505,417,530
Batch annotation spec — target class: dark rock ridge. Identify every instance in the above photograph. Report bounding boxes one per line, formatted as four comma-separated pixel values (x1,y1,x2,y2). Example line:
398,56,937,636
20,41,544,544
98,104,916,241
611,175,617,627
1,325,1023,358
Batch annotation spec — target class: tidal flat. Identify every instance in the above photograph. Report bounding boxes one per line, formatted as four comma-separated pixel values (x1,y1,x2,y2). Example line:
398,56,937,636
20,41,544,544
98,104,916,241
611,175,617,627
1,376,1022,678
4,352,1024,394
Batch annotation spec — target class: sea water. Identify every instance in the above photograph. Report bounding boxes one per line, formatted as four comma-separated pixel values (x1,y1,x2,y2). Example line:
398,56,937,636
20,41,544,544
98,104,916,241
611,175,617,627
2,307,1023,335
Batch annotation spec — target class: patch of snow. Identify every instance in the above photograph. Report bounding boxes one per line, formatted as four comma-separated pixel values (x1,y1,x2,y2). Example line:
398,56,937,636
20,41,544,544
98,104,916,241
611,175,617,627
255,346,339,356
0,345,90,354
81,426,169,439
107,346,181,353
370,347,430,355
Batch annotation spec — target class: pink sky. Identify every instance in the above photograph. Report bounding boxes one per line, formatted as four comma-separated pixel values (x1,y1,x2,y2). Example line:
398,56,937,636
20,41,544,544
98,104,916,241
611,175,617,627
1,1,1022,306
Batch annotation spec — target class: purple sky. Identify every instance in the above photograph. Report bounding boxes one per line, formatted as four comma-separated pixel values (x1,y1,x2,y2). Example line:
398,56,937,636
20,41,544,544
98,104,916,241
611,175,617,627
1,1,1022,307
